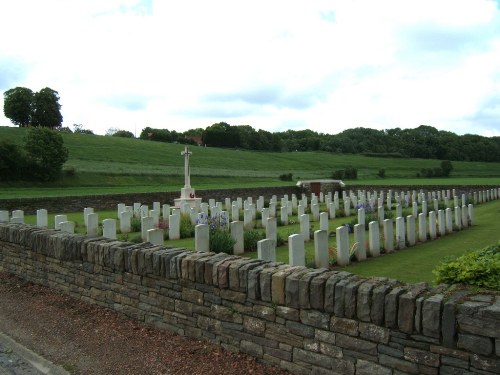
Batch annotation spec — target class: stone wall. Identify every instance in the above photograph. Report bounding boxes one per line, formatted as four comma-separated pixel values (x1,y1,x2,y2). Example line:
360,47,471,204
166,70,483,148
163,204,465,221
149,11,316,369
0,186,302,215
0,223,498,375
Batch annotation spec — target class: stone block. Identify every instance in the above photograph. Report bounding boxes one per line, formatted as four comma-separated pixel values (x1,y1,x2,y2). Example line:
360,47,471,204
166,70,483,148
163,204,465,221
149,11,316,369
457,334,493,355
310,271,337,311
422,294,443,338
470,353,500,373
284,267,309,308
356,281,375,322
276,306,300,321
359,322,389,344
379,354,419,374
324,272,351,313
240,340,263,358
287,321,315,338
336,334,377,355
314,329,336,345
385,286,406,328
300,310,330,330
356,359,391,375
344,278,365,319
293,348,331,369
404,347,440,367
299,269,327,309
330,316,359,336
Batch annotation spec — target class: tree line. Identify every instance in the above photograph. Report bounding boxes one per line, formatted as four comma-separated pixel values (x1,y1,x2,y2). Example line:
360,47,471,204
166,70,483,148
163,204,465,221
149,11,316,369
142,122,500,163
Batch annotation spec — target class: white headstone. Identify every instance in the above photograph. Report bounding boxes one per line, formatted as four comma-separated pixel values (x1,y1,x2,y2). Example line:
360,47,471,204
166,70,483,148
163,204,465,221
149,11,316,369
87,213,99,237
368,221,380,257
311,203,320,222
437,209,445,237
299,214,310,242
395,217,405,249
117,203,126,218
429,211,437,239
468,204,474,226
314,230,329,268
12,210,24,219
162,204,171,219
266,217,277,246
231,203,239,222
280,206,288,226
147,228,164,246
383,219,394,253
36,209,48,228
59,221,75,234
140,205,149,218
258,239,276,262
454,206,462,231
141,216,154,241
153,201,161,212
195,224,209,252
461,205,468,228
150,209,160,226
133,203,141,218
319,212,329,232
55,214,68,230
120,211,132,234
354,224,366,261
0,210,9,223
168,214,180,240
288,234,305,266
231,221,244,255
243,209,254,230
336,225,350,266
445,208,453,233
418,213,426,242
83,207,94,226
102,218,117,239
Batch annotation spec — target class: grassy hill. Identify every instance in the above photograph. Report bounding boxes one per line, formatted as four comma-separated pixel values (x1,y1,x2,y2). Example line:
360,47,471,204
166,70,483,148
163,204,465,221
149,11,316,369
1,126,500,198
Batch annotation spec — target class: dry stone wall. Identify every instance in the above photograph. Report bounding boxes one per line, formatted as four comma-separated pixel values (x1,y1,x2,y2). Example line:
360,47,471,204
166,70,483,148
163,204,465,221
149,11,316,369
0,223,498,375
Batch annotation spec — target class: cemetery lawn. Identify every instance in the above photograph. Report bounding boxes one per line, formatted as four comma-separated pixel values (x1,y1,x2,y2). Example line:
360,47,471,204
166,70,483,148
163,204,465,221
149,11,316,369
20,199,500,285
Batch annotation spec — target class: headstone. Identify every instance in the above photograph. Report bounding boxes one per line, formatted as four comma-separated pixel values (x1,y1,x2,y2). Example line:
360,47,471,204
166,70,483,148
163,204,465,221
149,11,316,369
55,214,67,230
231,221,244,255
225,197,232,211
395,217,405,249
288,234,305,266
319,212,329,232
133,203,141,218
299,214,310,241
357,207,365,227
412,202,418,218
36,209,48,228
0,210,9,223
311,203,320,222
433,199,439,213
454,206,462,231
421,200,427,217
150,209,160,226
468,204,474,226
287,201,293,216
236,197,242,209
280,206,288,226
147,228,164,246
140,205,149,218
195,224,209,252
117,203,126,218
368,221,380,257
120,211,132,234
59,221,75,234
87,213,99,237
201,203,209,216
383,219,394,253
83,208,94,227
102,219,117,239
336,225,350,266
329,202,336,219
344,198,351,217
261,208,270,227
162,204,171,219
209,198,216,208
437,210,445,237
314,230,329,268
297,204,304,217
243,209,253,230
395,204,402,219
378,206,384,227
429,211,437,240
12,210,24,220
258,239,276,262
266,217,277,246
445,208,453,233
418,213,426,242
220,211,229,229
269,202,276,217
249,203,257,220
190,207,198,225
168,214,180,240
153,201,161,212
461,205,468,228
141,216,154,241
354,224,366,261
231,203,239,222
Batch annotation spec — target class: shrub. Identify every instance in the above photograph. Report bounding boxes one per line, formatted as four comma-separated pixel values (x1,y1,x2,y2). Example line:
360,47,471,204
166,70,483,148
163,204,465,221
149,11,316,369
209,230,236,254
377,168,386,178
244,230,265,252
433,244,500,289
180,214,194,238
0,141,26,181
131,217,141,232
279,173,293,181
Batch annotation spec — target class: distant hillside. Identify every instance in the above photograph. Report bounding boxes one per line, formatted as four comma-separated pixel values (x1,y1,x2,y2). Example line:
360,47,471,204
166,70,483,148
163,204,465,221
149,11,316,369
1,126,500,181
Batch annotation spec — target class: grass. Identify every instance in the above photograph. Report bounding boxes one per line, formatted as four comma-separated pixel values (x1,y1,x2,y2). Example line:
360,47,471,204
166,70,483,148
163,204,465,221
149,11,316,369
2,126,500,199
19,198,500,285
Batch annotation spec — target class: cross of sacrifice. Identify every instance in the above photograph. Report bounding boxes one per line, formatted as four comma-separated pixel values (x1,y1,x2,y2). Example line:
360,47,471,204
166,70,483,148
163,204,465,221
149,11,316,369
181,146,192,188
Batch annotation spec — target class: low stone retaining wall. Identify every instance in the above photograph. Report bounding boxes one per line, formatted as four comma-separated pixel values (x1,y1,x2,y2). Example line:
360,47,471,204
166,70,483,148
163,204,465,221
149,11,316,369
0,223,498,374
0,186,302,215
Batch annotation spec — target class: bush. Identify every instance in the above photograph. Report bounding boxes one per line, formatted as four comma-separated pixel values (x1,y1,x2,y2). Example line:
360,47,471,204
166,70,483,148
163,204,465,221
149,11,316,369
0,141,26,181
332,169,344,179
332,166,357,180
377,168,386,178
131,217,141,232
279,173,293,181
180,214,194,238
433,244,500,289
209,229,236,254
244,230,265,252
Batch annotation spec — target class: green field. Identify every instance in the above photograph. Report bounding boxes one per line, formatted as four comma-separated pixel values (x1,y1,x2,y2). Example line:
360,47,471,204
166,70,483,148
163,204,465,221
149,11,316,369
1,126,500,199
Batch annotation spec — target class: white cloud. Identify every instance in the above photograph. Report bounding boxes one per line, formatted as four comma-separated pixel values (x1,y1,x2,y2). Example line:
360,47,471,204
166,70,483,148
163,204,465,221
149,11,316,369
0,0,499,136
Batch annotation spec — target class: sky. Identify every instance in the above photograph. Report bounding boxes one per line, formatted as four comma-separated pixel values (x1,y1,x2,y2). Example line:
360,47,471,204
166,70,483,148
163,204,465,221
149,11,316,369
1,0,500,137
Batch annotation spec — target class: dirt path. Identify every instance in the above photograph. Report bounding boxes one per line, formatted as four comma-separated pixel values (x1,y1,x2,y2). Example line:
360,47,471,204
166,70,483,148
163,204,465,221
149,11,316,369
0,272,288,375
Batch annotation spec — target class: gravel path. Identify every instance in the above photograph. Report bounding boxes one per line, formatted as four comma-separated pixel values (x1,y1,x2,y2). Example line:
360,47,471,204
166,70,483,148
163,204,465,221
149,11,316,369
0,272,289,375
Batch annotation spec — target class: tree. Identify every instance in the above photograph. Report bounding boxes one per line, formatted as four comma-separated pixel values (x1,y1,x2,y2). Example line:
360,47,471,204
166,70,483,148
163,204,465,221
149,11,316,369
440,160,453,177
24,128,68,181
32,87,63,128
113,130,134,138
73,123,94,135
3,87,34,126
0,141,26,180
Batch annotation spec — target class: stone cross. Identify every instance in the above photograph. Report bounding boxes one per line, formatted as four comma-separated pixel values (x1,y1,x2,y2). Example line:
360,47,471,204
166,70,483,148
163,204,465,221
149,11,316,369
181,146,192,188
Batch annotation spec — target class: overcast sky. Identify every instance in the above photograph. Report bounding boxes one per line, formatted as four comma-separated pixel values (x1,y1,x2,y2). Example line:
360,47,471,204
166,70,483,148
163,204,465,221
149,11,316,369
1,0,500,137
